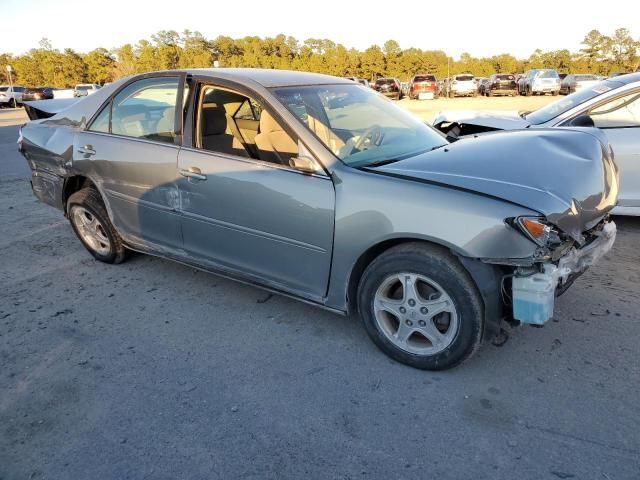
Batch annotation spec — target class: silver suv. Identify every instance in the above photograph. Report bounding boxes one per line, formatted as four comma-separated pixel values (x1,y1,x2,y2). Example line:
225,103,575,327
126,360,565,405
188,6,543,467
0,85,26,108
520,69,560,96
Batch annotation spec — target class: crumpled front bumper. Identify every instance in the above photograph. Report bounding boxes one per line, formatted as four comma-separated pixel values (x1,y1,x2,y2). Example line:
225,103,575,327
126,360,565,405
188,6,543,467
512,221,616,325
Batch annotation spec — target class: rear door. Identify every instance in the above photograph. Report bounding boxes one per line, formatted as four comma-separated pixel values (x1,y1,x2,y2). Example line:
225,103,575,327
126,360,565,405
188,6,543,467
75,74,185,250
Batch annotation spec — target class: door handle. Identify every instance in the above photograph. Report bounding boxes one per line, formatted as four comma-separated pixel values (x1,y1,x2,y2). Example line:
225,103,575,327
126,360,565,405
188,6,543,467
77,145,96,156
180,167,207,181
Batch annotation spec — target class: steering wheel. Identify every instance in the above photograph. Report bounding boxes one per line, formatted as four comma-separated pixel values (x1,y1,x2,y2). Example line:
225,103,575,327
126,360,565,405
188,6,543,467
353,125,384,153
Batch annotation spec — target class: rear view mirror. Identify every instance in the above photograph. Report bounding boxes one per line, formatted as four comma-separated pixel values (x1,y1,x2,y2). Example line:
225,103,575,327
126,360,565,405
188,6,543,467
289,155,317,174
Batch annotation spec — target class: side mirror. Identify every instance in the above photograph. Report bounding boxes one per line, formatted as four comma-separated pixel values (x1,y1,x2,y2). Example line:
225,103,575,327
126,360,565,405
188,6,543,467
289,155,318,174
567,114,595,128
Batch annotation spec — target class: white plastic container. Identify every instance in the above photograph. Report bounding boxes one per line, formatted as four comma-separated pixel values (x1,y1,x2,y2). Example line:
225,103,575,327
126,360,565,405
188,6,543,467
512,265,562,325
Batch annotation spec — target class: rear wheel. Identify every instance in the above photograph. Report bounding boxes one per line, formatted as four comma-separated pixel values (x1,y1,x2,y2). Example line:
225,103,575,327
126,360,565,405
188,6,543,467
357,243,483,370
67,188,127,264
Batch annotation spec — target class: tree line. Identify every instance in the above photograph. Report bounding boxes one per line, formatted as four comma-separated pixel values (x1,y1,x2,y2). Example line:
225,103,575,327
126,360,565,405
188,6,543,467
1,28,638,88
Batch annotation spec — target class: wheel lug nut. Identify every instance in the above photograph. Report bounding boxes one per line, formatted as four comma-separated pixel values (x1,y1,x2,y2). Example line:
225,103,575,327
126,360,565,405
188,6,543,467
419,320,426,327
408,299,416,307
399,307,406,314
420,307,428,314
406,320,413,326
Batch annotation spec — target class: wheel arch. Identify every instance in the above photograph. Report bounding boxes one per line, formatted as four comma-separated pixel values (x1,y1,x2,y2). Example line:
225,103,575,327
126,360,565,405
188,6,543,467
346,236,506,341
62,175,97,214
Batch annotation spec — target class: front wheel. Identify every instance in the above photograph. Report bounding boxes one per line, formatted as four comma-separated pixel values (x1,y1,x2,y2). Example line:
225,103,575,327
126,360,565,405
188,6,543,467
357,243,483,370
67,188,128,264
8,98,16,108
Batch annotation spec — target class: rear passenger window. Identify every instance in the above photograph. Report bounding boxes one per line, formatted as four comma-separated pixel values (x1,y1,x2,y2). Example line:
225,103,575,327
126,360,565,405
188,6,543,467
88,77,179,144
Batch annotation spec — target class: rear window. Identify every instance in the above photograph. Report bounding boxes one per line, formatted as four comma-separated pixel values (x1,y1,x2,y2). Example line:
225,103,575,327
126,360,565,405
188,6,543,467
413,75,435,82
0,87,7,92
537,70,559,79
497,75,514,80
375,79,396,86
455,75,474,81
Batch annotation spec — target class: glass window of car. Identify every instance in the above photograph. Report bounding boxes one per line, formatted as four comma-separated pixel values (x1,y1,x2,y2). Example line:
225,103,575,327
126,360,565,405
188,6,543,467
575,74,598,81
274,84,447,167
455,75,474,81
234,98,262,121
90,76,179,144
413,75,435,82
525,80,621,125
536,70,559,79
89,106,110,133
588,91,640,128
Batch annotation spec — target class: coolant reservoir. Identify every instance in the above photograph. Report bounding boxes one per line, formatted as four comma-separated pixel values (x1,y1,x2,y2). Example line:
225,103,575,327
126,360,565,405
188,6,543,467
512,265,562,325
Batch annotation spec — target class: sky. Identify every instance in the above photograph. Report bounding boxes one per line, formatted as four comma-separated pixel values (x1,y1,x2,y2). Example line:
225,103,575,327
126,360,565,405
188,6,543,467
0,0,636,59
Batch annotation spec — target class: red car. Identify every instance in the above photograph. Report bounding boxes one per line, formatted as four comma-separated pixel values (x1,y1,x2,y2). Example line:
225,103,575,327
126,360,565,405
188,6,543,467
409,74,438,100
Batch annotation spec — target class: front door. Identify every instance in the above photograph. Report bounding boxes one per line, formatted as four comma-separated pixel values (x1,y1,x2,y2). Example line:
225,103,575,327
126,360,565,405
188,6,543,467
177,84,335,299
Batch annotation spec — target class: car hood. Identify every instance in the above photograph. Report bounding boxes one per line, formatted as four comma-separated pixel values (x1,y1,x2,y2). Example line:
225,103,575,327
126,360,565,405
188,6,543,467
373,128,618,243
432,110,529,130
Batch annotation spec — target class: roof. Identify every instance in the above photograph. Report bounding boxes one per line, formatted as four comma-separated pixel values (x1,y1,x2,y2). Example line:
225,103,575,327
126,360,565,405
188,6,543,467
183,68,351,88
612,72,640,85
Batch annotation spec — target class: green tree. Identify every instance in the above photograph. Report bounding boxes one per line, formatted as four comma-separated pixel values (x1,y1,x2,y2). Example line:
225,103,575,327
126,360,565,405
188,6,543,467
85,48,115,84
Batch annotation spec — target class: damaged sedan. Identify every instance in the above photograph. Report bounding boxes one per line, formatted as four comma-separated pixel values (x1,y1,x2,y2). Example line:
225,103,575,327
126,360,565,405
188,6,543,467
433,72,640,215
19,69,618,370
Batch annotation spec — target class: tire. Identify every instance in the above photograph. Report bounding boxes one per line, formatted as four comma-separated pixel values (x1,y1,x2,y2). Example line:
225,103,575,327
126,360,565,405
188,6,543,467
357,243,483,370
525,87,532,97
487,90,493,97
448,90,454,99
9,98,16,108
552,91,559,96
67,187,127,264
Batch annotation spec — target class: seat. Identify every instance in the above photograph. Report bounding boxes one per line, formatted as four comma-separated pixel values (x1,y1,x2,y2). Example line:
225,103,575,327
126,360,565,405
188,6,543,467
200,108,249,157
254,111,298,165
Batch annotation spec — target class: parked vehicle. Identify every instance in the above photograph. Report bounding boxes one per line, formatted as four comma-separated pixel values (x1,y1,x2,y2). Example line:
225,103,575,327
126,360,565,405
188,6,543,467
0,85,26,107
447,74,477,98
344,77,369,87
408,74,438,100
520,69,561,96
20,69,617,370
74,83,101,97
484,74,518,97
475,77,488,94
477,78,489,95
372,77,402,100
433,72,640,215
560,74,600,95
22,87,55,101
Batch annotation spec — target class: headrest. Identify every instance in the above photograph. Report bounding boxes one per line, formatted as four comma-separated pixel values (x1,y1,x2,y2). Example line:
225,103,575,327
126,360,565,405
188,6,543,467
201,108,227,136
259,110,283,134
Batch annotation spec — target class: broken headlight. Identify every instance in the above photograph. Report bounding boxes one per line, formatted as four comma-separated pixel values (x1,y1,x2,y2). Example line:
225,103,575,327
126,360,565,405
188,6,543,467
510,216,563,248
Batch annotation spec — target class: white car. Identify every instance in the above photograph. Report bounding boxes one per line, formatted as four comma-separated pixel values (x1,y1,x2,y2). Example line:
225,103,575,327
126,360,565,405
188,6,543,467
0,85,26,107
446,74,477,98
73,83,101,97
433,73,640,215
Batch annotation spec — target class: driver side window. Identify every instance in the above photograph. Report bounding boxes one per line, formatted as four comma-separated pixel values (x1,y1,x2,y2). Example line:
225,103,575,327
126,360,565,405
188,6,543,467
589,91,640,128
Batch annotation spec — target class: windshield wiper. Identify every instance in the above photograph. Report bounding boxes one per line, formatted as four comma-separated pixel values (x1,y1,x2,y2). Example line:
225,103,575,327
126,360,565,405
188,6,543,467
359,158,403,168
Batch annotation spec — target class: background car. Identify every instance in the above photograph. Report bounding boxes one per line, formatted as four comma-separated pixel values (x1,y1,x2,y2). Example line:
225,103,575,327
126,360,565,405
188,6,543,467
372,78,403,99
433,72,640,215
484,73,517,97
0,85,26,107
560,74,600,94
73,83,101,97
520,69,561,96
447,74,477,98
475,77,488,95
408,74,438,100
22,87,55,101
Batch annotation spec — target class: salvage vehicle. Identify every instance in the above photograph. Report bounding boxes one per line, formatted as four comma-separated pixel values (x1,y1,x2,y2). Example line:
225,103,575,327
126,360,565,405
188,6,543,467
520,69,560,96
560,74,599,95
20,69,618,370
372,77,403,100
73,83,101,97
433,72,639,215
484,74,518,97
408,74,438,100
22,87,55,101
447,74,477,98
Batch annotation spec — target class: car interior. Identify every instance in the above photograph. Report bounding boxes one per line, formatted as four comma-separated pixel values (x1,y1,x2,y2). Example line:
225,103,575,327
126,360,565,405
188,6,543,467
197,86,299,166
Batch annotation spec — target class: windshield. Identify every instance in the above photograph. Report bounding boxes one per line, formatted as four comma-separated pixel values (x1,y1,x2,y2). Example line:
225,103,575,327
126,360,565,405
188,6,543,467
375,79,395,86
273,84,447,167
497,74,514,80
525,80,621,124
76,85,92,91
456,75,474,81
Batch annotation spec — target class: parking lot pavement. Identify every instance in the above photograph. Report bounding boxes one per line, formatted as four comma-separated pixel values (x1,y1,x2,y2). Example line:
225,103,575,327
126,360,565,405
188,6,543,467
1,107,640,479
0,108,30,180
